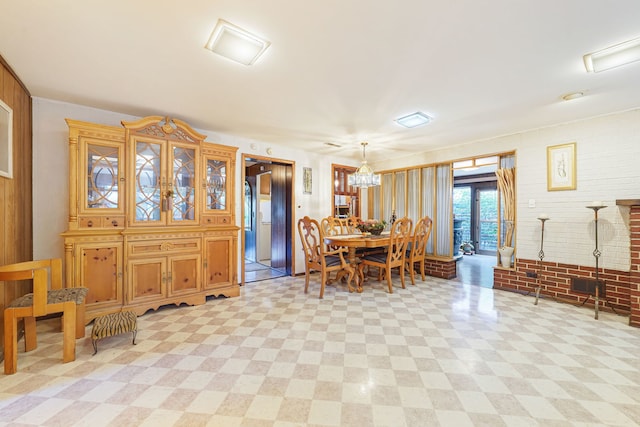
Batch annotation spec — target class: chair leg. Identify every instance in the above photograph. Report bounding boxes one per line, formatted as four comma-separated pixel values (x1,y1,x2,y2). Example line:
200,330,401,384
24,316,37,352
4,308,18,375
408,260,416,286
419,260,426,281
386,268,393,293
62,301,76,363
304,266,311,294
319,270,326,299
399,263,406,289
75,303,86,339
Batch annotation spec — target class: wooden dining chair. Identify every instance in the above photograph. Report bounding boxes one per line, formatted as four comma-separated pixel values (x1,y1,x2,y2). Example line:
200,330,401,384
298,216,354,298
358,217,413,293
405,216,433,285
0,259,88,374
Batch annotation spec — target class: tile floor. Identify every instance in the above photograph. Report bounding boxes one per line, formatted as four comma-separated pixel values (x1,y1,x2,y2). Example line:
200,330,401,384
1,271,639,426
245,262,288,283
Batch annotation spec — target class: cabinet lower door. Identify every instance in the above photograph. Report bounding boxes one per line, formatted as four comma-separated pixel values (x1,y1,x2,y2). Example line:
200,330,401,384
77,242,123,310
128,257,167,304
169,253,201,296
204,238,232,289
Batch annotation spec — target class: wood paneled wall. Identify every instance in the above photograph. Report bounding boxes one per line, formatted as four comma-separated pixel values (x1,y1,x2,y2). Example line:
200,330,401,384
0,55,33,350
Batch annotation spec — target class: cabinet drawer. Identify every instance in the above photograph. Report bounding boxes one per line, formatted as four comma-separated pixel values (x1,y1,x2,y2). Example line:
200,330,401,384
104,216,125,228
79,216,103,228
128,238,201,256
202,215,232,225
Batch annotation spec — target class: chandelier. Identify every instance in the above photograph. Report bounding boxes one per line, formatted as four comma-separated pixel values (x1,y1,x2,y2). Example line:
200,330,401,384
347,142,381,189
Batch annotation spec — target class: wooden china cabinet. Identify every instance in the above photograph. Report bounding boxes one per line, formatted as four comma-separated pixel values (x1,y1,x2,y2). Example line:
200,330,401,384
62,116,238,322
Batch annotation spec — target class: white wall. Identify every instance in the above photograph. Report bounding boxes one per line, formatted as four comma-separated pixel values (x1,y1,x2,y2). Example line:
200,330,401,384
32,98,640,274
374,108,640,272
32,97,357,275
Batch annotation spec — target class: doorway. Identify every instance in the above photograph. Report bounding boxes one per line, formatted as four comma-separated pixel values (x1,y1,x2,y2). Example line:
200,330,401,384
243,155,294,283
453,182,498,255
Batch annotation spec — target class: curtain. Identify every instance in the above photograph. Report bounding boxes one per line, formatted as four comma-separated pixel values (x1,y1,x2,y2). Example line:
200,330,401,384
382,173,392,224
394,171,406,221
421,167,435,254
371,185,381,220
407,169,419,223
435,165,452,256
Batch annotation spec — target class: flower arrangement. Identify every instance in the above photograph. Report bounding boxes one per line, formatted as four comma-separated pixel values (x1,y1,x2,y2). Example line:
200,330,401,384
356,219,387,235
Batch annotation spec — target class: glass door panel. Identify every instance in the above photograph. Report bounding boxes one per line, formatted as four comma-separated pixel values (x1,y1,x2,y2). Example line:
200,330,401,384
172,146,196,221
477,188,498,254
86,143,120,210
205,158,227,211
135,141,162,223
453,183,497,255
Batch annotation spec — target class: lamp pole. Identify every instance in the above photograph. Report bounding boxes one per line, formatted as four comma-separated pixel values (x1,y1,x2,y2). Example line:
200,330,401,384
586,203,606,320
534,214,549,305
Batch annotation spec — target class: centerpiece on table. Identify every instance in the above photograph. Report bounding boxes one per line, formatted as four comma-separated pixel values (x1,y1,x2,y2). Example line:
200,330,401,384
356,219,387,235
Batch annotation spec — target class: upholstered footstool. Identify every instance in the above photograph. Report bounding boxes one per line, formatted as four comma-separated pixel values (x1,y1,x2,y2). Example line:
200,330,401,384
91,311,138,355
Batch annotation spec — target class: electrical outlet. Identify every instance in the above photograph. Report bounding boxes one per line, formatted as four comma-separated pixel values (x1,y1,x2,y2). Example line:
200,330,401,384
526,271,537,278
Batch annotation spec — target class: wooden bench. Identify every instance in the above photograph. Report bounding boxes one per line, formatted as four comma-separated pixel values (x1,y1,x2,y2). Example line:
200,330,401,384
91,311,138,355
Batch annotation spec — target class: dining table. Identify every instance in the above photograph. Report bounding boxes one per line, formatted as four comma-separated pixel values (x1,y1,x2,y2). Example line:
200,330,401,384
323,232,390,293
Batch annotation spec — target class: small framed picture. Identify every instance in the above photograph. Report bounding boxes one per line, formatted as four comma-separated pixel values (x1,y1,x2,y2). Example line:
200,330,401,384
303,167,312,194
0,98,13,179
547,142,576,191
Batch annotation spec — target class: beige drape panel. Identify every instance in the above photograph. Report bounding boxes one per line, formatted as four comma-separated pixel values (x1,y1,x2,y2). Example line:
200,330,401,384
382,173,393,224
421,166,435,254
395,171,406,220
407,169,420,223
435,164,452,256
371,185,381,220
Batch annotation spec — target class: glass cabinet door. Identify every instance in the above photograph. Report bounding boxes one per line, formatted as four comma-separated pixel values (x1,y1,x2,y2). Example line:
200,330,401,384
134,140,162,223
171,145,197,222
86,142,121,210
205,157,227,212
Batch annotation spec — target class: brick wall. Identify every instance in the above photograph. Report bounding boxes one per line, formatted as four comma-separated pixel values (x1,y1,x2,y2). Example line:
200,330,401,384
425,258,457,279
629,205,640,327
495,202,640,327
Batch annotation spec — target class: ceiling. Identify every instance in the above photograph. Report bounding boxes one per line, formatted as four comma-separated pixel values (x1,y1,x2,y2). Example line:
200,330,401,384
2,1,640,162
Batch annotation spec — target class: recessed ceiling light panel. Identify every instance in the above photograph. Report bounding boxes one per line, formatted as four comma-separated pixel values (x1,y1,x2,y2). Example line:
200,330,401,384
205,19,270,66
395,112,432,128
583,36,640,73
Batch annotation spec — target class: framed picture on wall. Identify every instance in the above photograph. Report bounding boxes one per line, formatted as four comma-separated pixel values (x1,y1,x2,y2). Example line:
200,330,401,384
0,98,13,179
547,142,576,191
303,167,312,194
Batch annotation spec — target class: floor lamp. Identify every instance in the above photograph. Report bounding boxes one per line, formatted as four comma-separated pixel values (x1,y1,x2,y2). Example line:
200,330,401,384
534,214,549,305
586,203,606,320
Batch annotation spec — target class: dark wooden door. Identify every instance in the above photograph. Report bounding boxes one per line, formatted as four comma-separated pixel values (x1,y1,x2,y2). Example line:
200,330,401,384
270,164,292,274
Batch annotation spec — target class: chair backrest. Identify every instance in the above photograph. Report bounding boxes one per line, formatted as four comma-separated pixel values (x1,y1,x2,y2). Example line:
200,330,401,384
298,216,323,267
388,217,413,264
344,216,360,234
410,216,433,259
321,217,340,236
321,216,359,236
0,259,63,316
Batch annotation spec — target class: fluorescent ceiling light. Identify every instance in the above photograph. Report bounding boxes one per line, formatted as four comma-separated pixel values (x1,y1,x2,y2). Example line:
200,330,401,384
395,112,432,128
583,36,640,73
205,20,270,66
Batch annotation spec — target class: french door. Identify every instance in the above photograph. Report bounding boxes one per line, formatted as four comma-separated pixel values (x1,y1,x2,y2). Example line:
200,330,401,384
453,182,498,255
